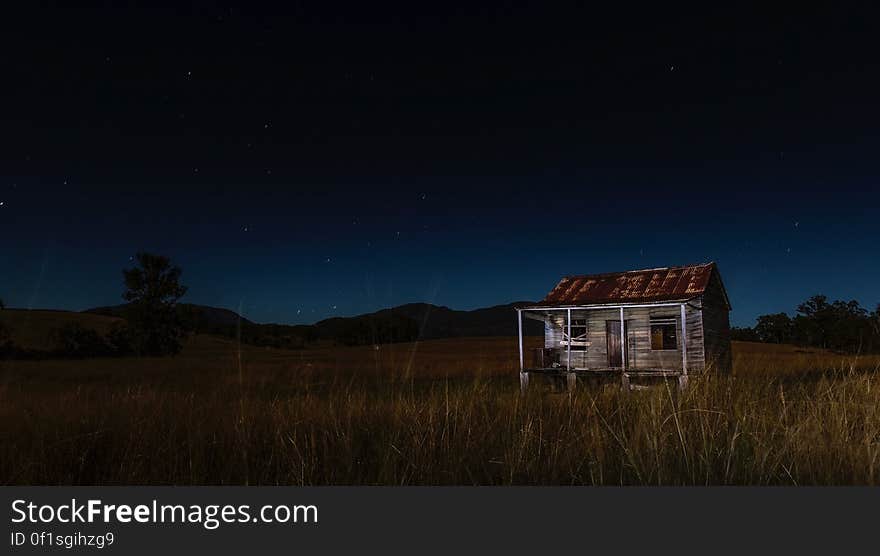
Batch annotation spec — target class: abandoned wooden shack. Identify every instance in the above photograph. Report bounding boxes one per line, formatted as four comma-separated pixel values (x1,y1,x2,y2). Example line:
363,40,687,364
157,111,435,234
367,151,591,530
517,262,732,390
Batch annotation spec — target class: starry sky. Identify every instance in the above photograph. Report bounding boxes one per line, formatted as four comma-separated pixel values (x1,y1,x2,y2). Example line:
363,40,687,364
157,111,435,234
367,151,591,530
1,4,878,327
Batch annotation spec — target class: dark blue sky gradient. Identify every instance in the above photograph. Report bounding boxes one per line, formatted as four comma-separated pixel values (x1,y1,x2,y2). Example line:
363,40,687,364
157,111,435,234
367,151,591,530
1,5,878,326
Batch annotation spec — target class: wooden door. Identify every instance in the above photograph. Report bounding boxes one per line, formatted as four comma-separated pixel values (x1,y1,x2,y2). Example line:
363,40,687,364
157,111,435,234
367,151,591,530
605,320,627,367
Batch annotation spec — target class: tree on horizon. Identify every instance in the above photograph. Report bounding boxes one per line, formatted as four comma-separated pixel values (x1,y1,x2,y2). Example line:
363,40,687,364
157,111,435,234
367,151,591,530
742,294,880,354
122,252,188,356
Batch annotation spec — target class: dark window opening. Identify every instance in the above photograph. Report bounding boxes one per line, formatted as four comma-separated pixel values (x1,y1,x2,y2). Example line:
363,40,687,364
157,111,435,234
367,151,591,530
650,320,678,350
565,319,588,351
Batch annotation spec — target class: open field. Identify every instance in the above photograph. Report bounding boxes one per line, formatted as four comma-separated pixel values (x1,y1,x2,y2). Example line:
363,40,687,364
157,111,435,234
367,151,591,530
2,336,879,485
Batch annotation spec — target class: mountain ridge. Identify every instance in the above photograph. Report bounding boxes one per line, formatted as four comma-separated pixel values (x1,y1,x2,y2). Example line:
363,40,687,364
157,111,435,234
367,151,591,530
85,300,543,343
314,301,542,339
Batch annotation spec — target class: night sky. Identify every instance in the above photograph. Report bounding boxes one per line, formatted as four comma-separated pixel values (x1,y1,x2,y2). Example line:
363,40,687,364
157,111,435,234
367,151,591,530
1,5,878,327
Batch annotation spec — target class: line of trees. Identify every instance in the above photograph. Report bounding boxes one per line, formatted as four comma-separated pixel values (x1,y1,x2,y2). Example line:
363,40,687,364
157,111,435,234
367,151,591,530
732,295,880,354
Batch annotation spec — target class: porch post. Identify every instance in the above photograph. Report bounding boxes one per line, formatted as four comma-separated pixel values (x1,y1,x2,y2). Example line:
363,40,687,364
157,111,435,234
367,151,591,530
566,308,572,370
517,309,524,372
619,306,626,369
517,309,529,393
680,303,689,389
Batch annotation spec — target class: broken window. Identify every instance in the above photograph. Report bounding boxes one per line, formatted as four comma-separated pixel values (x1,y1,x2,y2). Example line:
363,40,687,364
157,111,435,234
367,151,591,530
563,319,588,351
650,319,678,350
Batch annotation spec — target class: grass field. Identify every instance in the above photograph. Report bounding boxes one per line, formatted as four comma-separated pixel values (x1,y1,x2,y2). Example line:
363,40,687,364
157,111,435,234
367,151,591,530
1,334,879,485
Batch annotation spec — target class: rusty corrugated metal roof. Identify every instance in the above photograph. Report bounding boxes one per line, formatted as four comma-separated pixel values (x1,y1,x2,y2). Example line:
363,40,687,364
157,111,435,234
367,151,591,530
531,263,718,307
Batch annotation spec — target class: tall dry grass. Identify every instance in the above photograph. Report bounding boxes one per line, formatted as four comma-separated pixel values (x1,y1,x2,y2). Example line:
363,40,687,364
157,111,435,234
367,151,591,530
1,337,878,485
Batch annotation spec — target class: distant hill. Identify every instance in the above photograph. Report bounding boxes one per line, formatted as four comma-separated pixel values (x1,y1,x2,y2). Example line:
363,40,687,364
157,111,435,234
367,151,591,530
315,302,543,340
0,300,541,354
87,303,254,329
0,309,123,350
82,300,542,347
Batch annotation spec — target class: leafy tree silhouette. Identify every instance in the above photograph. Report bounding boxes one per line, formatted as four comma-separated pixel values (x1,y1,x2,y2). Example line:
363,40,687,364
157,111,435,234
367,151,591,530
122,253,188,356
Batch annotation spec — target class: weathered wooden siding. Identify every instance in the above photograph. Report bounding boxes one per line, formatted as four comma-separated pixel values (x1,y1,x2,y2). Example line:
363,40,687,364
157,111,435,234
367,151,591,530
541,304,706,372
684,304,705,374
700,272,732,374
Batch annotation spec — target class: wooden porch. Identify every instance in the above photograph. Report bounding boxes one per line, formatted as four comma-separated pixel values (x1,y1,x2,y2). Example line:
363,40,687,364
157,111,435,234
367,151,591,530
516,302,696,392
525,347,685,374
519,367,687,392
524,367,683,376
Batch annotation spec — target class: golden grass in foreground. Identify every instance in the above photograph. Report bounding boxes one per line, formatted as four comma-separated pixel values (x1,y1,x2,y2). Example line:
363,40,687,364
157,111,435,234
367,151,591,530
1,338,879,485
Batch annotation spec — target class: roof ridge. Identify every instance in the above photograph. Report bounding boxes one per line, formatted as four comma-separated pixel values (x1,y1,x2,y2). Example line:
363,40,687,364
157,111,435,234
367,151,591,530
562,261,714,281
